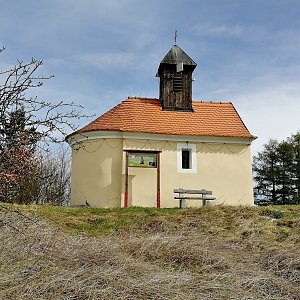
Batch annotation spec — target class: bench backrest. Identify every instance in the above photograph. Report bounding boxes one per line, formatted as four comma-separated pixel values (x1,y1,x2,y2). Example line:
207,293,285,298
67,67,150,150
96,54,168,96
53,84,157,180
173,189,213,195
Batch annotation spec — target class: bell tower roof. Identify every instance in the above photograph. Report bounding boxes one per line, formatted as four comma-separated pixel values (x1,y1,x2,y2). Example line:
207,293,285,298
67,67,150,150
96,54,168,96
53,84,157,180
158,45,197,73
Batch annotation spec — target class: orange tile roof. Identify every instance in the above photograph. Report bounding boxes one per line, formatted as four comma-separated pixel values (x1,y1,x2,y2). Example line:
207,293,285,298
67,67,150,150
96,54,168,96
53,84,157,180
76,97,256,139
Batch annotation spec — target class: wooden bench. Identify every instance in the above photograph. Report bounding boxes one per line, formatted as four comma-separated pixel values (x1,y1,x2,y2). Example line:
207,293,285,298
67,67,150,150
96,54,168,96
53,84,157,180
174,188,216,208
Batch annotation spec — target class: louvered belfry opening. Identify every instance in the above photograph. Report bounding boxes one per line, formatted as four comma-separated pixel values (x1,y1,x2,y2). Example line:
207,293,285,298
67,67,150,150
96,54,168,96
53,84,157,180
157,45,197,112
173,75,183,92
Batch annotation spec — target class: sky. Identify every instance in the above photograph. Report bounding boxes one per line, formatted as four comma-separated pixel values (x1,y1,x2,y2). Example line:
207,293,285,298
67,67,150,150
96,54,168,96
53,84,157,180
1,0,300,156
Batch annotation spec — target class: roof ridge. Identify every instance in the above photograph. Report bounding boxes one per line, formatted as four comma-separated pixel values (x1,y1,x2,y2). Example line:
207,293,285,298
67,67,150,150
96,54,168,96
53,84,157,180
125,97,232,105
193,100,232,104
126,96,159,101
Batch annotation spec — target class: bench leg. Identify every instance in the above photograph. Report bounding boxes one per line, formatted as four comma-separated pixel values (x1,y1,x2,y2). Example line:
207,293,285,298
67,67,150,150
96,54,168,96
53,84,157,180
203,199,207,207
179,199,186,209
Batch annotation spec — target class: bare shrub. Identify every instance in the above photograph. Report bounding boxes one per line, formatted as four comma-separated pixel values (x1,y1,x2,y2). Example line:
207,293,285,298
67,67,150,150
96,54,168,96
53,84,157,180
36,145,71,205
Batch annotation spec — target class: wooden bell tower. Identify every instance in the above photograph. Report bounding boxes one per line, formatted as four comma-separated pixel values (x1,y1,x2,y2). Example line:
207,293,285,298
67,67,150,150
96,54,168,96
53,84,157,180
157,44,197,111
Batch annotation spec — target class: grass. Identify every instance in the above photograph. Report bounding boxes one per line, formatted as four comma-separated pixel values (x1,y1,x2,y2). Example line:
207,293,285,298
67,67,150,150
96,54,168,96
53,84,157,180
8,205,181,235
1,203,300,299
9,203,300,239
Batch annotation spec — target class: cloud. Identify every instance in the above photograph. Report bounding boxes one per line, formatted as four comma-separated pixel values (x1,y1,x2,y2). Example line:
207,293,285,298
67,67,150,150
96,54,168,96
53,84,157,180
72,52,136,70
192,24,243,38
233,74,300,156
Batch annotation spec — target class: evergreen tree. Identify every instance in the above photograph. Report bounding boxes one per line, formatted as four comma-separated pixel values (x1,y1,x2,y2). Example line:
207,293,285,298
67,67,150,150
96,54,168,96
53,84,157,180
276,140,294,204
0,107,39,203
253,131,300,205
253,139,280,203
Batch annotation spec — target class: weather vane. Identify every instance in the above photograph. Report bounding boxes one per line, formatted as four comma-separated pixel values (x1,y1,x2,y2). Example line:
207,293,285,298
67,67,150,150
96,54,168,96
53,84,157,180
174,30,177,45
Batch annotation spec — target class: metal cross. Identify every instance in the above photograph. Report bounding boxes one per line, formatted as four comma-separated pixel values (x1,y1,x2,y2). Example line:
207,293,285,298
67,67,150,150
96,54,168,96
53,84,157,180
174,30,177,44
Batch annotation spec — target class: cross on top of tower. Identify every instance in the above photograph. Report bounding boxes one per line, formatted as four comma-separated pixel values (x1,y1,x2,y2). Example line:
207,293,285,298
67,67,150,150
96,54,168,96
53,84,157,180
174,30,177,45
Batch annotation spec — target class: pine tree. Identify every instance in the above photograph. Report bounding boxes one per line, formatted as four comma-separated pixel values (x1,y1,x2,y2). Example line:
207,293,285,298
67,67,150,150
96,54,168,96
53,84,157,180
0,108,39,203
276,140,294,204
253,132,300,205
253,139,280,203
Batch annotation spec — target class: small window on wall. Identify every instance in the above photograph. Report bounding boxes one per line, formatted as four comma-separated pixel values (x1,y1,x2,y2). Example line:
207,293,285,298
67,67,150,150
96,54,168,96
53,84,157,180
177,143,197,173
182,149,190,169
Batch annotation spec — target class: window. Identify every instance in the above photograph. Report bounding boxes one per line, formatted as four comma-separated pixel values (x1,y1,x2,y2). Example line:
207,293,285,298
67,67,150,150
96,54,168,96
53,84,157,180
177,143,197,173
182,149,190,169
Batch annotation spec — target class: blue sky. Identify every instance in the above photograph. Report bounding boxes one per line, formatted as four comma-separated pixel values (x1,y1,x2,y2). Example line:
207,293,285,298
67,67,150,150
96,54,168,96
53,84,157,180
1,0,300,155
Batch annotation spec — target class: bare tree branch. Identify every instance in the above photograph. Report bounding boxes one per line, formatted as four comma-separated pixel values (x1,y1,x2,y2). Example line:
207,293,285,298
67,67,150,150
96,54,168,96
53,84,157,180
0,47,92,204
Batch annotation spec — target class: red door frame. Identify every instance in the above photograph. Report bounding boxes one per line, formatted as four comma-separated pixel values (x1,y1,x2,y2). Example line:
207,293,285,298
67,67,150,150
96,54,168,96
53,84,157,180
124,150,161,208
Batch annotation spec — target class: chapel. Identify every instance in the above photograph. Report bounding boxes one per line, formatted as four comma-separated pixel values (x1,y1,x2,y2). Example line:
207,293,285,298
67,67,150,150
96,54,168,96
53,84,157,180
67,44,256,208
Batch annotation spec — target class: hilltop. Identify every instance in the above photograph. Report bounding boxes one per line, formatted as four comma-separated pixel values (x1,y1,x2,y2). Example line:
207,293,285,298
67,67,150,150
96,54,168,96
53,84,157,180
1,204,299,299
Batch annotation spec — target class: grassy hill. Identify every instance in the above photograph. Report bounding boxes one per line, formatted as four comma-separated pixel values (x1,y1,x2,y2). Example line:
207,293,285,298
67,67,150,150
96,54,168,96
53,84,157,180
1,204,300,299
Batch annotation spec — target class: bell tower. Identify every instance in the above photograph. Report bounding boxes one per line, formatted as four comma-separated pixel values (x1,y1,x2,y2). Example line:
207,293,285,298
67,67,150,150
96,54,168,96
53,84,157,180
157,44,197,111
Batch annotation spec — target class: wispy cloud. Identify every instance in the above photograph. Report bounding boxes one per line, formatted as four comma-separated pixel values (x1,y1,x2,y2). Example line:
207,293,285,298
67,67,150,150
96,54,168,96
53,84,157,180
192,24,243,38
72,52,136,70
233,74,300,155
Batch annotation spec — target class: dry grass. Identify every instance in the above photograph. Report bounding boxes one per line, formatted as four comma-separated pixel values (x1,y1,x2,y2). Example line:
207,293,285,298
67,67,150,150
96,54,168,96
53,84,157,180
0,204,299,299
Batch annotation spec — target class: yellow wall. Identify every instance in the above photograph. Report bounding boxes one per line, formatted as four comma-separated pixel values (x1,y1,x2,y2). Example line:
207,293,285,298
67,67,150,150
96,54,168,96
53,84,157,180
70,139,123,207
123,139,254,208
70,135,254,208
161,143,253,207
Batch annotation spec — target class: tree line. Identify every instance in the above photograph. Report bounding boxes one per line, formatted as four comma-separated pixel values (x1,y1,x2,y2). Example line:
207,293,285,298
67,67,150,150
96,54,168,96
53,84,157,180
253,132,300,205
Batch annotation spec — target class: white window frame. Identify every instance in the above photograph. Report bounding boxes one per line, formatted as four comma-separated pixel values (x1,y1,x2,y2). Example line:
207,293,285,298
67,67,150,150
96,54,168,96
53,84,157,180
177,143,197,173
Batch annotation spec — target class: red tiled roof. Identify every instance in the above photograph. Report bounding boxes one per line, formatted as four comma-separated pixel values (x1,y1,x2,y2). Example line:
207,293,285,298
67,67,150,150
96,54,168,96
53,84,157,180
76,97,256,139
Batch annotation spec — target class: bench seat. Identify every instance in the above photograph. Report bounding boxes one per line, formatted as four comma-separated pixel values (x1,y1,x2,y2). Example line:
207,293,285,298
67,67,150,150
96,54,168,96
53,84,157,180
174,188,216,208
